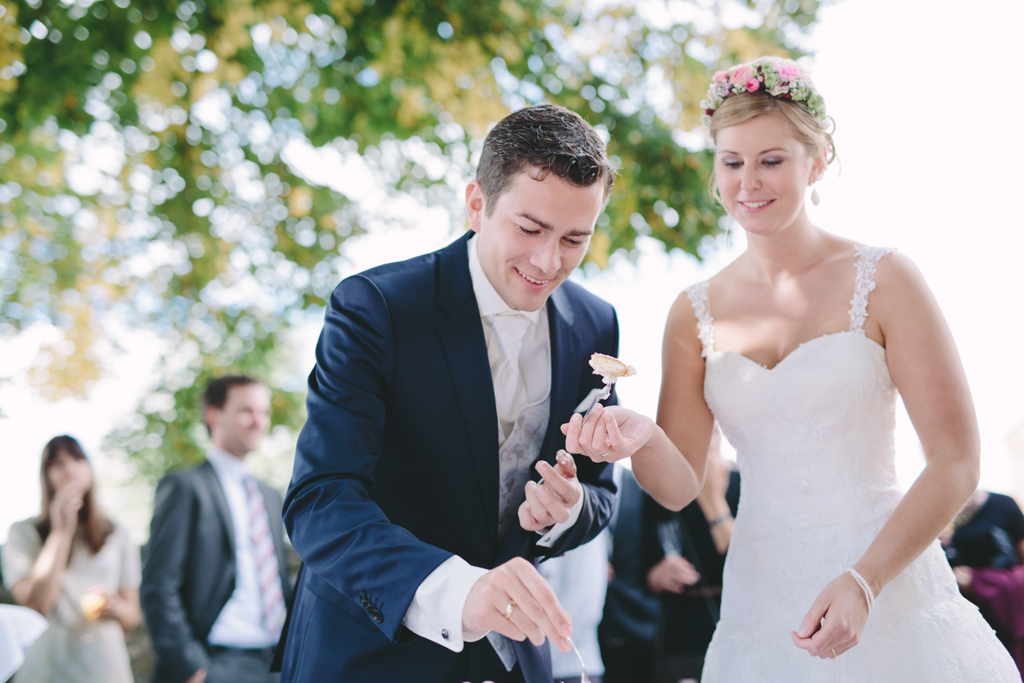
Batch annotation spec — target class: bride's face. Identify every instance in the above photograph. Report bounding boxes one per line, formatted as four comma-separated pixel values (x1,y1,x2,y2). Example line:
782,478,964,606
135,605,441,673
714,112,822,237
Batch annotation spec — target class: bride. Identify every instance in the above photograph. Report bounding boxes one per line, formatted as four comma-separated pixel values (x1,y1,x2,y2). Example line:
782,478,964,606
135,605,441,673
564,57,1021,680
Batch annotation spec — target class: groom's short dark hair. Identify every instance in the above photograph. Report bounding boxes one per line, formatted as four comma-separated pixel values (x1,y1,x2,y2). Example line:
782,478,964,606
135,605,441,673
476,104,615,215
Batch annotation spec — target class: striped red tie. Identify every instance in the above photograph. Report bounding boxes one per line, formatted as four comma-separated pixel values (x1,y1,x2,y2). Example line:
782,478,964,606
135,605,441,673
245,477,286,634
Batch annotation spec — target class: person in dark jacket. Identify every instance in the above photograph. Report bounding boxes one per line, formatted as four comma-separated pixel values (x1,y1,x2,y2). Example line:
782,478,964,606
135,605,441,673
599,466,660,683
141,376,292,683
600,427,739,683
642,428,739,683
945,489,1024,675
275,105,658,683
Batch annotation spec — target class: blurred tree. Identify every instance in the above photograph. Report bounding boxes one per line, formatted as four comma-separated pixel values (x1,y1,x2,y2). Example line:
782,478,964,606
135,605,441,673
0,0,823,480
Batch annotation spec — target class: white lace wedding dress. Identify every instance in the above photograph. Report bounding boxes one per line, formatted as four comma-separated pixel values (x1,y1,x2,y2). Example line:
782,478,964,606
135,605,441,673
686,247,1020,682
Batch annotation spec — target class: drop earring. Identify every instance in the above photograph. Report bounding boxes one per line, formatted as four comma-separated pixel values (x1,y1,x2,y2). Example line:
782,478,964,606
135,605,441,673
810,186,820,206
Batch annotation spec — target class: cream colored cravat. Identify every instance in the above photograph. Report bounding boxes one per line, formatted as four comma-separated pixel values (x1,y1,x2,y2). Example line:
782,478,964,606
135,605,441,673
487,312,532,444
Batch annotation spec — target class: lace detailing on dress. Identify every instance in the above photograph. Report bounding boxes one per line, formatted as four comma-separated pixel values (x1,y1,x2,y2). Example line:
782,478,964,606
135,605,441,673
685,280,715,358
849,246,895,332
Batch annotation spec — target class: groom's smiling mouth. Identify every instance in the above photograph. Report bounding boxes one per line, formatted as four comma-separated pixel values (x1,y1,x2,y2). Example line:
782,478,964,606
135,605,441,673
514,267,551,286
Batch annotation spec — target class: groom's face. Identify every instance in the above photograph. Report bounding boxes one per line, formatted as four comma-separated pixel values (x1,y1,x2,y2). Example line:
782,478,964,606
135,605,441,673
466,169,605,312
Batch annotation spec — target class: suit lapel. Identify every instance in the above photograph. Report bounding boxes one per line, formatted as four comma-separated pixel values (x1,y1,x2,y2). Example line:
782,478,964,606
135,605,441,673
539,286,582,466
199,461,235,551
436,234,500,550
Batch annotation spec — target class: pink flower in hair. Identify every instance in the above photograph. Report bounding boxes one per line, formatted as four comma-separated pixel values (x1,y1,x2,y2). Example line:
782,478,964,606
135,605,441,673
730,65,753,86
701,56,827,127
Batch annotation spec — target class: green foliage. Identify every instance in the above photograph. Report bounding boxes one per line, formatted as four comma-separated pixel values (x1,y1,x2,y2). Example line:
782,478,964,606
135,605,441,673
0,0,823,481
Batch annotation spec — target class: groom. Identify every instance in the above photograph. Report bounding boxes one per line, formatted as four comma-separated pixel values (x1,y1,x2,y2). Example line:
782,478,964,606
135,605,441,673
276,105,623,683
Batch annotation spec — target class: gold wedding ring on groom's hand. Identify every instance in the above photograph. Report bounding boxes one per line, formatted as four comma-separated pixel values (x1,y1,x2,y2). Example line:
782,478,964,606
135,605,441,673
504,601,515,619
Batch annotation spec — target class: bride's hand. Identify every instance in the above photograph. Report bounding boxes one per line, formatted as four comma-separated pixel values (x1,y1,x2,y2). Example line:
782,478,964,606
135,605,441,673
790,573,870,659
560,404,654,463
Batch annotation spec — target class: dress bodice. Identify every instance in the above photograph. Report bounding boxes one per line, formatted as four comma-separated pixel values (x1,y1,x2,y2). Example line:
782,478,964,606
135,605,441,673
686,247,901,537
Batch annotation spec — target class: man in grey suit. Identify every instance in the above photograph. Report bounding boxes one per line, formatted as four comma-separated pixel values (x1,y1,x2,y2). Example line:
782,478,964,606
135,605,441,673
141,376,292,683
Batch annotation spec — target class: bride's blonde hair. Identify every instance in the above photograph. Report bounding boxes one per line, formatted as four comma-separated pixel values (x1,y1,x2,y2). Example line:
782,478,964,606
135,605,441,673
707,93,837,205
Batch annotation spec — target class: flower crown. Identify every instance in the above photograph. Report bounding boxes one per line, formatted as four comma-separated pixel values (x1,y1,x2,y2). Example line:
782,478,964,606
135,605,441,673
700,57,826,127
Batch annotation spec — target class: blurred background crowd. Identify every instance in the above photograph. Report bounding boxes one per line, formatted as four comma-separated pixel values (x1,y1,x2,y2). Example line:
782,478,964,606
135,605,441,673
1,0,1023,681
3,392,1024,682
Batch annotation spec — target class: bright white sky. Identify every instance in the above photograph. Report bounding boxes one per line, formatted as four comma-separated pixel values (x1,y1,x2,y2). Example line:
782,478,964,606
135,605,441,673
2,0,1022,544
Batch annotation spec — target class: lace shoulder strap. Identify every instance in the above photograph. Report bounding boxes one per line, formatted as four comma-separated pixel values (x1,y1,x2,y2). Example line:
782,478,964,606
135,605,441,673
849,246,896,332
684,280,715,358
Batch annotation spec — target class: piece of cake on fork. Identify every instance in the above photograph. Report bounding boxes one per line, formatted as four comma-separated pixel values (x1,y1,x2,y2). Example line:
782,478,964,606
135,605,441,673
589,353,636,385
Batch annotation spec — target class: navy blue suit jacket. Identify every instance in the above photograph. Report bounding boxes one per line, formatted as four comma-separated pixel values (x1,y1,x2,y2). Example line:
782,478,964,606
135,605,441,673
278,233,618,683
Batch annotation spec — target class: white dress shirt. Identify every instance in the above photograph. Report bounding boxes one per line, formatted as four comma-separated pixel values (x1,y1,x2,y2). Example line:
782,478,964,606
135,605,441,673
538,530,610,678
400,234,585,653
205,448,281,648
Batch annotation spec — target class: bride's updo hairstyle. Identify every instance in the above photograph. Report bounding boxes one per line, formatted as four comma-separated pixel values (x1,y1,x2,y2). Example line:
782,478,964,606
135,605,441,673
701,57,836,204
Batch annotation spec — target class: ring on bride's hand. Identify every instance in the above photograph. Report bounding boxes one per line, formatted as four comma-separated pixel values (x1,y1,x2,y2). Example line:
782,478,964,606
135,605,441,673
598,449,610,458
504,601,515,619
831,648,837,658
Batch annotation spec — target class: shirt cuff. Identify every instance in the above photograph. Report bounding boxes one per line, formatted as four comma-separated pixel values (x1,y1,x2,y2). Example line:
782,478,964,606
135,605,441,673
535,487,585,548
401,556,490,652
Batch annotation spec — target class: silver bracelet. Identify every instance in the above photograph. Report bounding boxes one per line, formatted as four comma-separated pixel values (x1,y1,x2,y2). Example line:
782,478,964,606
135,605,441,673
847,568,875,614
707,512,733,527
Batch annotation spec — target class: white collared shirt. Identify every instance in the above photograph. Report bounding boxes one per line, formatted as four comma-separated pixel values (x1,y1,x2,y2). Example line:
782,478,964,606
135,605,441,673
399,234,584,653
205,448,280,648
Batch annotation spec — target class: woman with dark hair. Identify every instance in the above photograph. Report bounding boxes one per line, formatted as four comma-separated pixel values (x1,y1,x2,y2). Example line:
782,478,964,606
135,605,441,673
1,435,140,683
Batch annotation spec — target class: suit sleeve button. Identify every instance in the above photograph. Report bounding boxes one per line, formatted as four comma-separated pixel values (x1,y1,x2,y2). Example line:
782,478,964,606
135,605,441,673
441,629,449,640
373,613,384,624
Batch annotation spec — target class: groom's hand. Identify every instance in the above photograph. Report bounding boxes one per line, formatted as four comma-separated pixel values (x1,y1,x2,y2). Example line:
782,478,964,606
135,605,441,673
518,451,581,532
462,557,574,652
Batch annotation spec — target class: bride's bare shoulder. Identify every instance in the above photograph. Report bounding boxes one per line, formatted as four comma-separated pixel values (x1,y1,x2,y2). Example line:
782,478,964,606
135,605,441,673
870,249,932,308
664,282,708,355
871,248,921,282
667,282,701,327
